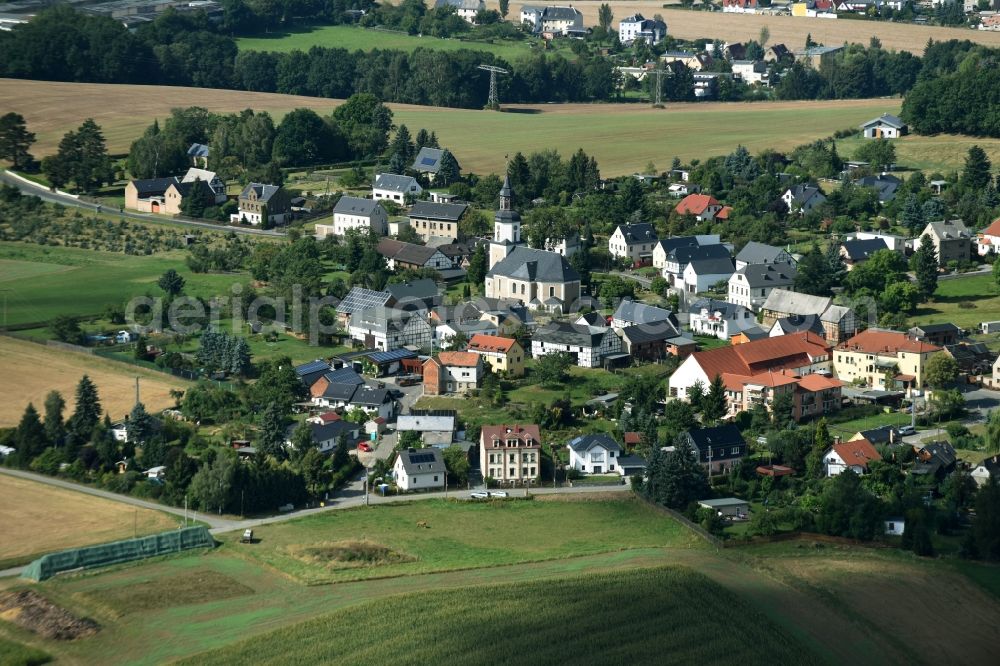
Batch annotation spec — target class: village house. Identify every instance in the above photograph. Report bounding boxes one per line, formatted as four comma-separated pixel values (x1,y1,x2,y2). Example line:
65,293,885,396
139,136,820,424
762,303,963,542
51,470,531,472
286,420,361,454
673,193,723,222
833,328,941,393
182,167,227,204
860,113,909,139
921,220,971,265
385,278,442,311
466,333,525,377
839,238,890,270
619,13,666,45
396,413,456,447
376,239,452,272
608,223,658,264
680,255,736,295
782,184,827,215
723,369,843,422
317,196,388,238
187,142,209,167
793,44,842,67
231,182,290,226
125,176,180,213
942,341,992,375
723,0,758,12
435,319,497,347
412,146,459,182
764,44,791,63
620,325,695,361
423,351,483,395
855,174,900,202
669,331,832,399
611,299,679,332
519,5,584,35
660,50,711,71
309,369,365,403
531,321,622,368
407,200,468,244
975,217,1000,256
760,289,857,345
769,314,825,339
392,448,446,491
372,173,422,203
731,60,769,85
480,424,542,486
687,298,758,340
652,235,722,270
434,0,484,23
567,433,623,474
823,438,881,476
335,287,392,327
349,305,434,351
971,455,1000,487
682,424,747,474
661,244,731,287
734,241,795,271
907,323,962,347
728,262,797,311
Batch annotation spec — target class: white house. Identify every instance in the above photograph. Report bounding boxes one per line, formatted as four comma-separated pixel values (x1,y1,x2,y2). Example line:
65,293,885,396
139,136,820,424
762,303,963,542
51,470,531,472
734,241,794,271
434,320,497,347
520,5,584,35
728,262,797,312
687,298,759,340
782,184,826,215
348,306,434,351
372,173,421,203
181,167,227,204
860,113,908,139
531,321,622,368
433,0,484,23
567,433,622,475
680,256,735,295
823,440,881,477
723,0,758,12
608,223,658,264
730,60,768,85
619,13,666,45
971,455,1000,487
319,196,388,238
392,447,446,491
976,218,1000,256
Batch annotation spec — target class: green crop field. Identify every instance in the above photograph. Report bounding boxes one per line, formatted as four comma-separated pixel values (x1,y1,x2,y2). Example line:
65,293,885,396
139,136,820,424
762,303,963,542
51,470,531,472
226,497,704,584
237,24,561,61
179,567,814,666
908,273,1000,330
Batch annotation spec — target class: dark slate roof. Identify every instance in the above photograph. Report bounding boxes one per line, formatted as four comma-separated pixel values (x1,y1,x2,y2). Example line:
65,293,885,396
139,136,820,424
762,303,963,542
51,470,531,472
857,425,899,445
688,297,740,316
130,176,179,198
322,367,365,386
615,223,658,244
861,113,906,129
773,314,823,336
239,182,282,203
335,287,392,315
787,183,825,204
387,242,444,267
613,300,678,328
319,382,360,401
374,173,418,192
687,256,735,275
305,420,359,444
617,454,648,470
409,200,468,221
737,262,797,289
621,324,677,345
841,238,889,262
909,322,961,335
334,195,381,216
567,433,622,454
487,246,580,283
412,147,458,173
533,321,609,348
187,143,209,158
686,424,746,451
385,279,440,303
735,241,786,265
669,243,731,264
350,385,391,407
397,447,447,475
173,178,215,199
855,175,900,202
657,237,700,254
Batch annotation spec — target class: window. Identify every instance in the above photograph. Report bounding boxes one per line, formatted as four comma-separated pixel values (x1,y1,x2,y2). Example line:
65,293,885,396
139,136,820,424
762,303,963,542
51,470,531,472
509,467,515,476
434,475,439,482
731,447,739,455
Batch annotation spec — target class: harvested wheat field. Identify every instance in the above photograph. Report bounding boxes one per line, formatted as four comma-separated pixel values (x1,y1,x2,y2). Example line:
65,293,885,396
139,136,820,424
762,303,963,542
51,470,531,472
502,2,1000,54
0,335,187,426
0,475,178,567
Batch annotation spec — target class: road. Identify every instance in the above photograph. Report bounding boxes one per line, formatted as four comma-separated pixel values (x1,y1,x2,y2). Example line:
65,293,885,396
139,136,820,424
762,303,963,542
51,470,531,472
600,270,654,288
1,170,284,238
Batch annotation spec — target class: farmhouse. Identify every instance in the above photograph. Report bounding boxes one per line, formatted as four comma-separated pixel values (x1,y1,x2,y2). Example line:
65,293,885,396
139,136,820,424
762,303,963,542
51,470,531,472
611,299,679,332
727,262,797,311
760,289,857,345
335,287,392,327
480,424,541,486
609,223,658,264
377,238,452,272
619,13,666,45
372,173,421,203
531,321,622,368
349,306,434,351
682,425,747,474
434,0,484,23
392,448,446,491
319,196,388,238
520,5,584,35
125,176,179,213
823,439,881,476
182,167,226,204
466,333,524,377
408,200,468,244
567,433,622,474
231,182,290,226
833,328,941,392
921,220,971,265
422,351,483,395
860,113,908,139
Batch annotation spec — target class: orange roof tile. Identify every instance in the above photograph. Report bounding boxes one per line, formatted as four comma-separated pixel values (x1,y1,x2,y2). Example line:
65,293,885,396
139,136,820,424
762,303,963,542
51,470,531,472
981,217,1000,238
716,206,733,220
437,351,481,367
837,329,941,355
674,193,720,216
797,374,844,392
468,334,518,354
830,439,881,469
692,332,831,382
480,424,541,445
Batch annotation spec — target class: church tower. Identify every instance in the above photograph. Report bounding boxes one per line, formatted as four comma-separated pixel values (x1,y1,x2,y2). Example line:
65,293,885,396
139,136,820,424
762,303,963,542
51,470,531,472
489,174,522,268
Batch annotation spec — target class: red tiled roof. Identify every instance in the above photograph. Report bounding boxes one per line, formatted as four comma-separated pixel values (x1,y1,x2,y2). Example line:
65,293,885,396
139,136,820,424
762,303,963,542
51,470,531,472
437,351,481,367
316,412,341,423
980,217,1000,238
830,439,881,469
693,332,830,383
837,329,941,355
797,373,844,392
716,206,733,220
624,432,642,444
674,193,720,216
480,424,541,446
468,334,518,354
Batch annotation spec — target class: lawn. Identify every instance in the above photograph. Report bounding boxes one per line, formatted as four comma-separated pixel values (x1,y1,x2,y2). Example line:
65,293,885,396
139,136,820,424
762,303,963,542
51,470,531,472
0,242,244,327
237,24,559,61
839,133,1000,175
0,638,50,666
908,273,1000,330
0,474,179,569
0,336,188,426
178,567,815,666
2,78,929,177
225,496,703,584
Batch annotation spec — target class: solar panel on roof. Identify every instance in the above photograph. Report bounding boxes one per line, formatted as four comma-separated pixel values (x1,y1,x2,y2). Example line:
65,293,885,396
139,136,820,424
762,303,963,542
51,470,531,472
368,349,418,364
410,453,436,464
420,157,437,165
295,360,330,376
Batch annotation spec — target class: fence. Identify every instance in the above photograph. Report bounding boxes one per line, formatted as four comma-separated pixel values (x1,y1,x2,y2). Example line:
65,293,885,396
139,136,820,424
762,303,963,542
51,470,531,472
46,340,94,354
23,527,215,581
635,493,723,548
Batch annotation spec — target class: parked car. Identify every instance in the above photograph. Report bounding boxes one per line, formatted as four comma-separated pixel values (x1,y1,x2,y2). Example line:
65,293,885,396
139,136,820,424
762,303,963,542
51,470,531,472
470,491,489,499
489,491,508,498
388,389,404,399
899,425,916,436
358,442,373,452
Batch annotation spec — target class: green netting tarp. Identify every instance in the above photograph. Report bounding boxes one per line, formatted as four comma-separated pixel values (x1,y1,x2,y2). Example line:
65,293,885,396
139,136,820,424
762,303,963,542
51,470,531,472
23,526,215,581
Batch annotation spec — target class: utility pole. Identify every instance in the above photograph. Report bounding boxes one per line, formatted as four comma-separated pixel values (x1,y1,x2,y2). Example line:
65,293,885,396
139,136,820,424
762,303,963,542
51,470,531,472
652,67,665,107
135,376,140,406
477,64,510,110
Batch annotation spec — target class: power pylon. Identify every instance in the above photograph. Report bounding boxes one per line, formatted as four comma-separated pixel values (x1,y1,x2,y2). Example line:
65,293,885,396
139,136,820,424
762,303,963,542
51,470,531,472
478,64,510,110
652,68,665,107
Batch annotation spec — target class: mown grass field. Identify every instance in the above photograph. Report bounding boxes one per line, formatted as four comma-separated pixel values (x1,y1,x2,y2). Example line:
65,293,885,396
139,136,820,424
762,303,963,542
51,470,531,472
909,273,1000,330
0,475,179,569
226,496,704,583
237,23,562,60
0,637,50,666
179,567,814,666
839,133,1000,175
1,78,928,176
0,336,187,426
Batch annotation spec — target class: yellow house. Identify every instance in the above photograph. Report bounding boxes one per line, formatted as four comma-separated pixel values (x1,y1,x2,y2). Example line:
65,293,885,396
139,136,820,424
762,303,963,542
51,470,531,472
834,329,941,394
467,334,525,378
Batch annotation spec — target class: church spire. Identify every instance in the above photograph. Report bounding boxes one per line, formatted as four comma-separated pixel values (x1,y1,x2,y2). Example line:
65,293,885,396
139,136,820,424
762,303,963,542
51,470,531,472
499,174,513,211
